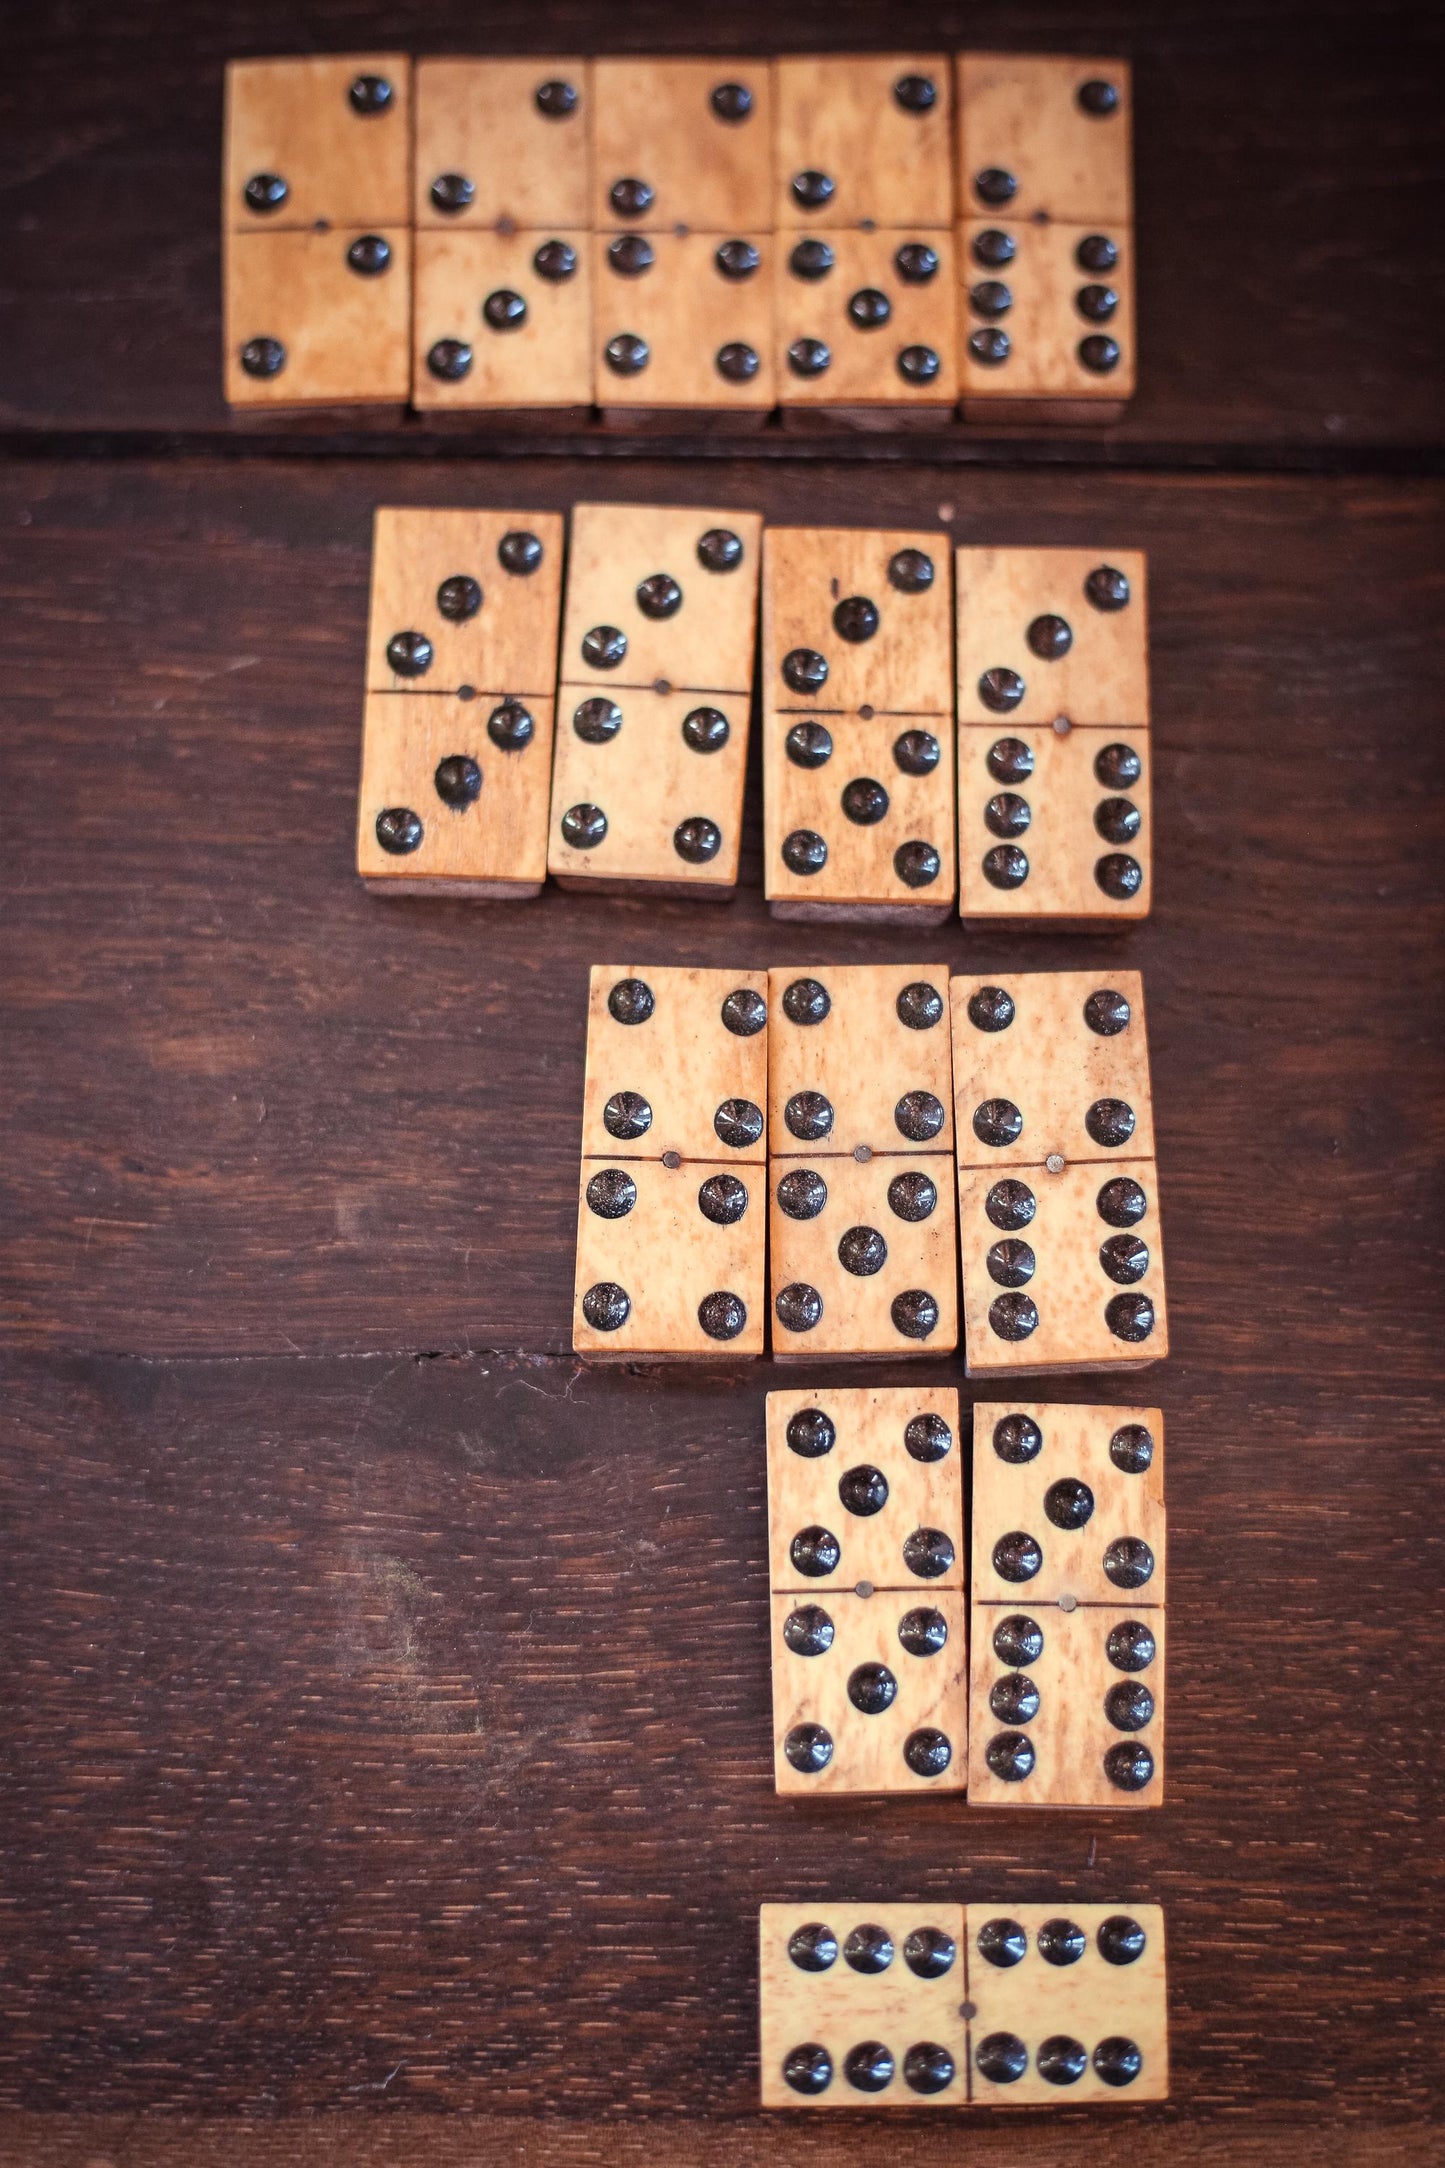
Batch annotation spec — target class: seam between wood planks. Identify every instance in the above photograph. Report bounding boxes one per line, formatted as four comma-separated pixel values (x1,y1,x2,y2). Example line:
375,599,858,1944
1,429,1443,478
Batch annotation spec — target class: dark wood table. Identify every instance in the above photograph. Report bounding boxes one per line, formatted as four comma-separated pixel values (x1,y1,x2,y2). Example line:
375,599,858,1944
2,5,1441,2163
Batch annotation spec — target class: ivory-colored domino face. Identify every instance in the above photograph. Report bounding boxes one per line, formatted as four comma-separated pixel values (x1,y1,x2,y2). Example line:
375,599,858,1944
412,231,593,408
575,968,768,1355
759,1903,970,2109
964,1902,1167,2100
592,231,777,409
357,693,555,893
590,58,775,232
573,1155,765,1357
968,1602,1165,1808
223,227,412,406
971,1402,1165,1605
770,965,955,1161
554,508,761,890
223,57,412,408
767,1386,962,1590
770,1589,967,1793
225,56,412,229
413,59,591,229
955,55,1133,225
953,973,1165,1372
969,1401,1164,1807
358,510,563,891
561,506,763,693
958,724,1151,922
762,531,955,914
951,970,1154,1168
763,529,953,713
956,549,1148,726
774,56,954,229
955,554,1148,917
771,1155,958,1357
765,711,958,916
958,1158,1167,1372
548,686,749,891
759,1901,1168,2109
365,510,565,695
959,220,1135,404
767,967,956,1355
776,229,956,406
579,966,768,1164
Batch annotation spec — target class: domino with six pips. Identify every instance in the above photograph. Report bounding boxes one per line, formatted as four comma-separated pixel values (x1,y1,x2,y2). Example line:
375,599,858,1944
956,547,1151,922
968,1400,1165,1806
951,969,1167,1373
956,53,1136,422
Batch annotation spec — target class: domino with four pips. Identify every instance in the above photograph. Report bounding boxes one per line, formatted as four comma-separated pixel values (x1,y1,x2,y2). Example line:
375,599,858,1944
952,969,1168,1374
572,965,769,1359
223,54,412,409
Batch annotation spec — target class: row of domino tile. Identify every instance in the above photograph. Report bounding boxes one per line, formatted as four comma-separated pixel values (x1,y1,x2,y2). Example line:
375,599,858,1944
225,50,1135,421
572,964,1167,1371
358,505,1151,922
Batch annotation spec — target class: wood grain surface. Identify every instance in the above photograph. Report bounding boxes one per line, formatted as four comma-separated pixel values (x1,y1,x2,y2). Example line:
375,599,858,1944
4,0,1442,456
3,2,1443,2160
1,449,1440,2157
